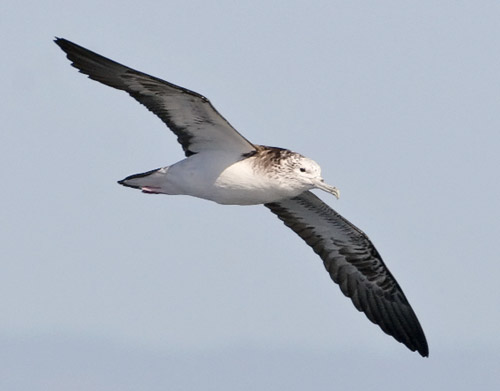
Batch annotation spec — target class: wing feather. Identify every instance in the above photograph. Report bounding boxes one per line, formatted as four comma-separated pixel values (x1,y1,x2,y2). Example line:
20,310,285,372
265,191,428,356
55,38,256,157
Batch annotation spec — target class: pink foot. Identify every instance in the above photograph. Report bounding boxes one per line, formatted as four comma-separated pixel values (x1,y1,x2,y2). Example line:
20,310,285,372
141,186,162,194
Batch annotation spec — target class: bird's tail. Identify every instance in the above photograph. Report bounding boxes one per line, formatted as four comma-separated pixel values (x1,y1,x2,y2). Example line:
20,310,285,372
118,167,169,194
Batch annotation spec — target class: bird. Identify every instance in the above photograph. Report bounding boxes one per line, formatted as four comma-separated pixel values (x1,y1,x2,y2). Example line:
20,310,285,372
55,37,428,357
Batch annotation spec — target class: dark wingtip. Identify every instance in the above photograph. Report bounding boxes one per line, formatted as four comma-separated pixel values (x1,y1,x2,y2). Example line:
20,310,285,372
54,37,67,47
406,326,428,357
54,37,78,53
418,341,429,358
54,37,77,58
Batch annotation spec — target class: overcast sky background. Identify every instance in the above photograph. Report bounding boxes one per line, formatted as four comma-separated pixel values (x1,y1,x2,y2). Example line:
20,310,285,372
2,1,500,390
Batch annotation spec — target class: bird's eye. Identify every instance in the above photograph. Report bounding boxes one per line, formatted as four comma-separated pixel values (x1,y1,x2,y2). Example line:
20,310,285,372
300,167,306,173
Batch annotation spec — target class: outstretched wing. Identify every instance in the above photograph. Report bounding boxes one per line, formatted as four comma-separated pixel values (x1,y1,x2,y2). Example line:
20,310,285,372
265,191,428,357
55,38,257,157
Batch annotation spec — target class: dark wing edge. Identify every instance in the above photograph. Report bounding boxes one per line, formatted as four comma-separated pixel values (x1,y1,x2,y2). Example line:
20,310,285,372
265,191,429,357
54,37,257,157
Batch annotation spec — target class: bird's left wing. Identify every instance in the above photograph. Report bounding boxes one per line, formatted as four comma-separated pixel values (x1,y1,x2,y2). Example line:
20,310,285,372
55,38,257,157
265,191,428,356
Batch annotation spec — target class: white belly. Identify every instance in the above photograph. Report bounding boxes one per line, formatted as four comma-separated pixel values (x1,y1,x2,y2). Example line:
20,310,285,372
164,153,305,205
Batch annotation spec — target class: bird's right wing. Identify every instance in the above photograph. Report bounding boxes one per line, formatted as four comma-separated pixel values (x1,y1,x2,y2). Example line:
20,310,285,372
55,38,257,157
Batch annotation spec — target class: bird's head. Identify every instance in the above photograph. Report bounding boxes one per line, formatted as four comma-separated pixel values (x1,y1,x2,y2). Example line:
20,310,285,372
288,155,340,199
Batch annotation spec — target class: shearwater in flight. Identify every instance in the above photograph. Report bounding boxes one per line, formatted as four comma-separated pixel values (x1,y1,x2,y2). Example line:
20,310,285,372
55,38,428,356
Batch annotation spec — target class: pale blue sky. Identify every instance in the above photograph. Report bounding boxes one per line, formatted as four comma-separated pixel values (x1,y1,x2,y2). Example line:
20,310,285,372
2,1,499,389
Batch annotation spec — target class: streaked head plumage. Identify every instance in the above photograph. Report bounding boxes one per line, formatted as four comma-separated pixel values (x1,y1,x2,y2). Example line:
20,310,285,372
253,146,340,199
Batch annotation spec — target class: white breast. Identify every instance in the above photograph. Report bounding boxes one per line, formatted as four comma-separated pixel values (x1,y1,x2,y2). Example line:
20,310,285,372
165,153,306,205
